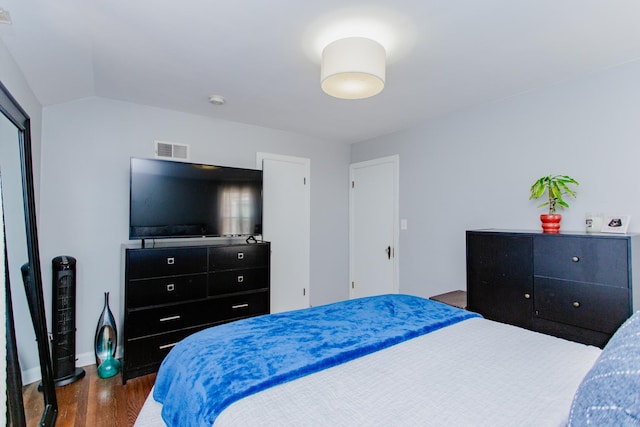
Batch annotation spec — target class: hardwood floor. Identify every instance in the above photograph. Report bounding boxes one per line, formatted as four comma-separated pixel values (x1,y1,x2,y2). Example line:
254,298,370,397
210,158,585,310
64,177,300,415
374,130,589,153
23,365,156,427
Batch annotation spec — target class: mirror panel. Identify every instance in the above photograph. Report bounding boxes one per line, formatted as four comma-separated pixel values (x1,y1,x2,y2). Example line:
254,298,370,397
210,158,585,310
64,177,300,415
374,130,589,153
1,113,29,313
1,81,57,426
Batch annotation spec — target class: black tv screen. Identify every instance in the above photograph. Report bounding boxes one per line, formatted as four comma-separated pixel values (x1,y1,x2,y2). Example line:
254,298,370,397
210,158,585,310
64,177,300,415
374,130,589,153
129,158,263,240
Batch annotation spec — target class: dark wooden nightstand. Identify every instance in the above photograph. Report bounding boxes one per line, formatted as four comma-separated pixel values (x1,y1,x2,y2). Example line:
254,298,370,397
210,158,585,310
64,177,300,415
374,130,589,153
429,290,467,310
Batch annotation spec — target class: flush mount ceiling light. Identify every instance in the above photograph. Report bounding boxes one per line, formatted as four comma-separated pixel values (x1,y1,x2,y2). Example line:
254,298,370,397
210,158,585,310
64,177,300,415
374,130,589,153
320,37,386,100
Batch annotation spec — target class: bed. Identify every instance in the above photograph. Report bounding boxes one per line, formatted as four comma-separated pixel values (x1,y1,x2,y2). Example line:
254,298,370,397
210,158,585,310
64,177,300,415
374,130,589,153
134,294,640,426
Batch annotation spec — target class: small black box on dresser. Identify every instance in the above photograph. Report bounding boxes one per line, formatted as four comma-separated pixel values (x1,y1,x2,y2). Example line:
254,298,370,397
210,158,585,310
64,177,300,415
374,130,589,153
466,229,640,348
122,241,270,383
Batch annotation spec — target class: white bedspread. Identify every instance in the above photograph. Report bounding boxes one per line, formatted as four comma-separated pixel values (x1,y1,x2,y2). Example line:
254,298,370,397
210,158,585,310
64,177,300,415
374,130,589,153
135,317,601,427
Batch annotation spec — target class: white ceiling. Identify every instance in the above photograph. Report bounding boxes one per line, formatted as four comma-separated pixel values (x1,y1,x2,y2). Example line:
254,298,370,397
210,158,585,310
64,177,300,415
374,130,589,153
1,0,639,144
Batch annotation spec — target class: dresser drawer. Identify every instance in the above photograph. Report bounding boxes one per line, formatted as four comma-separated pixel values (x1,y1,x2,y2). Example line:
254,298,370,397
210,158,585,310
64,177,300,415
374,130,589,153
208,268,268,296
534,277,630,334
127,273,207,308
127,299,215,338
207,291,270,321
127,247,207,279
124,327,207,371
208,244,269,271
127,291,269,338
533,236,628,287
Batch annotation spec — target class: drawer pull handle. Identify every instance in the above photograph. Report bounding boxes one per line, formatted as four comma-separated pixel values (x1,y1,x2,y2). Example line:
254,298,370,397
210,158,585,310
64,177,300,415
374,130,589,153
167,284,175,292
159,342,178,350
237,275,244,283
237,252,244,260
572,301,580,308
167,257,175,265
232,303,249,309
572,256,580,262
524,293,531,299
159,315,181,322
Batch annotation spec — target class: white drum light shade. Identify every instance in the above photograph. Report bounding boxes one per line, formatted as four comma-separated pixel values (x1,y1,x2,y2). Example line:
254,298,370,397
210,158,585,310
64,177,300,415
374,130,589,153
321,37,386,100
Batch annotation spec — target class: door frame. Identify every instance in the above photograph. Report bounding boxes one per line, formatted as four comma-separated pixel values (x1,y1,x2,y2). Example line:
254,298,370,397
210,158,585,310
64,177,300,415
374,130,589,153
349,155,400,298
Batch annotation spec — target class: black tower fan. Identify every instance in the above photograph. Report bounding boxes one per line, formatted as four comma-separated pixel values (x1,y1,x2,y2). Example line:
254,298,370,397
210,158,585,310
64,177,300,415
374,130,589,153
51,256,85,386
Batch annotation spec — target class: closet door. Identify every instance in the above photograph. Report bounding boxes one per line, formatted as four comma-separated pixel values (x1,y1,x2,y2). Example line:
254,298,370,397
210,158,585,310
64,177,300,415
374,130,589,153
349,156,399,299
258,153,310,313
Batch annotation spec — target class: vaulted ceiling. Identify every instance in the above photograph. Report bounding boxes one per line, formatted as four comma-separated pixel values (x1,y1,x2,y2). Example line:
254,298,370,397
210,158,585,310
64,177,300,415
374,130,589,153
1,0,639,143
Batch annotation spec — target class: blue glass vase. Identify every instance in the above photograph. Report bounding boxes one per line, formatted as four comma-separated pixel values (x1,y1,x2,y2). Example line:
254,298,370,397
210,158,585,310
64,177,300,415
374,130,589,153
97,340,121,379
94,292,117,367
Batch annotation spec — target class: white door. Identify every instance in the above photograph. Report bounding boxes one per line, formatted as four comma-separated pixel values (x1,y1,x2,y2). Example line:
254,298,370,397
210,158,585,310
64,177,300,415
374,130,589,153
257,153,310,313
350,155,399,298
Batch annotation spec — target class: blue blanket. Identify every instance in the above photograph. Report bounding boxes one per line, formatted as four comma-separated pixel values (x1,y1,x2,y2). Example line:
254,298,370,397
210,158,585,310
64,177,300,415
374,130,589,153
153,294,480,426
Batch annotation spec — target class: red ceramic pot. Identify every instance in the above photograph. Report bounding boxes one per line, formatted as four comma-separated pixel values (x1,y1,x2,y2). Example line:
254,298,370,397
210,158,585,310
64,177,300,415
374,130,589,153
540,213,562,233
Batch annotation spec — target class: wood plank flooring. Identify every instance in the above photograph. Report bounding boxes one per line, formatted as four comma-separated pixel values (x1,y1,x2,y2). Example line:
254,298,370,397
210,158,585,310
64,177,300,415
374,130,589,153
23,365,156,427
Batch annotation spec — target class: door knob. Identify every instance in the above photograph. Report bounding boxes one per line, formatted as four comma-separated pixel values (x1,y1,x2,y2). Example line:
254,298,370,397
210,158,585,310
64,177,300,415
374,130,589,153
385,246,391,260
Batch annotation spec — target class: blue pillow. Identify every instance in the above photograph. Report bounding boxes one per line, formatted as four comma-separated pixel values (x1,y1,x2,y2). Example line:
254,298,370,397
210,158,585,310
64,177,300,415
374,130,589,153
567,311,640,426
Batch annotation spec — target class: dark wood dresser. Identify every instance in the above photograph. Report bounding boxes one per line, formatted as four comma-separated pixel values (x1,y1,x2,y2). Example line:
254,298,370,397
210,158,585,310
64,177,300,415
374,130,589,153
466,229,639,347
122,241,270,383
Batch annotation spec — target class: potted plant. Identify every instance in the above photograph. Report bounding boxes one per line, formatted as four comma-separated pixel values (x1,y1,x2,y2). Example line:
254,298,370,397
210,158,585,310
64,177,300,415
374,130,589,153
529,174,579,233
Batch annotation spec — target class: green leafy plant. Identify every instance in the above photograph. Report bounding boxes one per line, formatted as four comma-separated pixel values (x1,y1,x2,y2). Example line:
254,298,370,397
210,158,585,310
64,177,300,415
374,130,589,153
529,174,579,214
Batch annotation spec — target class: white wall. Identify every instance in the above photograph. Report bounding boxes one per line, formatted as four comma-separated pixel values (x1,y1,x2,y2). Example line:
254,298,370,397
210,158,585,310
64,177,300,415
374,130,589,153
351,59,640,299
30,97,350,379
0,41,42,190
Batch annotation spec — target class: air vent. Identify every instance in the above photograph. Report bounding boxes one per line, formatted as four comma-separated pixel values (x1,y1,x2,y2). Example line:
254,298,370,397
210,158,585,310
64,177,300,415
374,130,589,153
155,141,190,161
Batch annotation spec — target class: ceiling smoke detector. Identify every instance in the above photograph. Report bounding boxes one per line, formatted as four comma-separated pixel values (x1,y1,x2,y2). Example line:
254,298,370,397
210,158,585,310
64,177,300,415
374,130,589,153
208,95,226,106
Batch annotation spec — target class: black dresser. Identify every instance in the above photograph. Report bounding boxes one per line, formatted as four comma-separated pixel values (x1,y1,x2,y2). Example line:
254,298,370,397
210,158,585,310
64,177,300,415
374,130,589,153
123,241,270,383
466,229,639,347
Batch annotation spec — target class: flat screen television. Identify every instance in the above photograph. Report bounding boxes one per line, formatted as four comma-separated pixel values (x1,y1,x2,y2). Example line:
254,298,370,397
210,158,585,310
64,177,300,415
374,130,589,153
129,157,263,240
